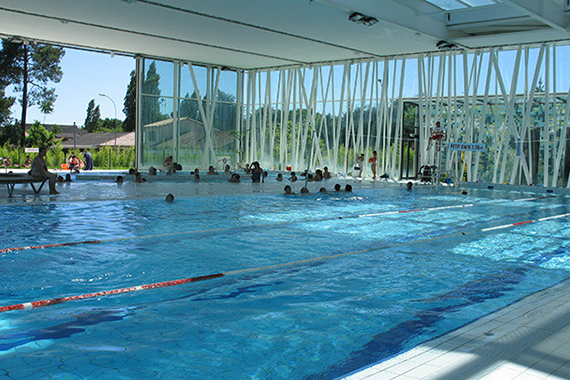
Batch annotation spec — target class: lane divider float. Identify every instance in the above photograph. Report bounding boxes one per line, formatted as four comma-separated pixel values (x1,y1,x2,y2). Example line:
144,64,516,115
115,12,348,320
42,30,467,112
3,193,560,254
0,203,475,254
1,210,569,314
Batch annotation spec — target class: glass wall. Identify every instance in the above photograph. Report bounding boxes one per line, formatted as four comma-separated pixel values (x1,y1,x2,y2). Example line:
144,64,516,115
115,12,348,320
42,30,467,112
239,43,570,187
140,59,176,168
138,58,239,171
137,43,570,187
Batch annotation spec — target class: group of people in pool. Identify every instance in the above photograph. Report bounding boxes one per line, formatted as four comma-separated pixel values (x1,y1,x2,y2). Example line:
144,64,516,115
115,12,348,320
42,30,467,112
283,183,352,195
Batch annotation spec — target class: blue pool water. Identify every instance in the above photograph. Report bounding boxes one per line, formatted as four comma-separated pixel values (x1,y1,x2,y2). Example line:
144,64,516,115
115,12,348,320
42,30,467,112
1,185,570,379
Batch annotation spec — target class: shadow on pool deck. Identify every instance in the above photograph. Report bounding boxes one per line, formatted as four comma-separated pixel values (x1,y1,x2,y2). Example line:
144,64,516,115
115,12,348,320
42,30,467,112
342,278,570,380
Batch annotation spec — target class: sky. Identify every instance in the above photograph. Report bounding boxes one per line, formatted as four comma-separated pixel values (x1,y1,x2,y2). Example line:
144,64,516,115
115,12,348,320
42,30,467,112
8,48,135,127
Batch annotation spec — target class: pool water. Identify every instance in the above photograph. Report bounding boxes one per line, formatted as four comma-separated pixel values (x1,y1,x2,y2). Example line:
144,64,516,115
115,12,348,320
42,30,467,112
1,186,570,379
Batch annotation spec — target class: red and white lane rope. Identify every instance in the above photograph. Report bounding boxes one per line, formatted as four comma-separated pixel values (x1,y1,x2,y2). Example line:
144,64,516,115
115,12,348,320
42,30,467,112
0,273,225,313
1,210,569,314
0,194,561,254
481,212,570,232
0,204,474,254
5,193,558,254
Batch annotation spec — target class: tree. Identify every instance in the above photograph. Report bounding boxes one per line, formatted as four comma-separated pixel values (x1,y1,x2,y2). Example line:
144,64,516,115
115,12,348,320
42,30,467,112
123,70,136,132
99,117,123,133
26,121,60,147
141,61,164,125
0,39,64,146
84,99,101,132
0,123,21,146
179,91,200,120
0,86,15,126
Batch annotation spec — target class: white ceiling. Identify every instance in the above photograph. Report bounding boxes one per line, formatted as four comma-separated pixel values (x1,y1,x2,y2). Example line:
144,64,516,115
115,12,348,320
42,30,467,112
0,0,569,70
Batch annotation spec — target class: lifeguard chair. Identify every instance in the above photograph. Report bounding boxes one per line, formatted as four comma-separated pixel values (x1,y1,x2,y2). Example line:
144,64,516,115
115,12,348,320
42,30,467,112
427,121,446,151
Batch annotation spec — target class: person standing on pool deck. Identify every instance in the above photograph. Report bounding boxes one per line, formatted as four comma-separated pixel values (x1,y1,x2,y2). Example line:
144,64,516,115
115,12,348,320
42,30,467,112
355,154,365,177
370,151,378,179
30,147,59,195
83,150,93,170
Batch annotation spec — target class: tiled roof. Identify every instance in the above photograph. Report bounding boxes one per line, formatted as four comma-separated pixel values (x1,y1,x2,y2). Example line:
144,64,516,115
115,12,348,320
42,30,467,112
60,132,135,149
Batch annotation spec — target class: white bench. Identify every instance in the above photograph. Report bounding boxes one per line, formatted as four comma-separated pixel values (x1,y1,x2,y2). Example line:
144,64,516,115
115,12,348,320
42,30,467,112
0,174,48,197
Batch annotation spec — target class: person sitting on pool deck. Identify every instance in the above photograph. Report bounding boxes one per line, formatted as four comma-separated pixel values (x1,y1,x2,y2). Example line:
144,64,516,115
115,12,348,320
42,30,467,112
30,147,59,195
284,185,295,195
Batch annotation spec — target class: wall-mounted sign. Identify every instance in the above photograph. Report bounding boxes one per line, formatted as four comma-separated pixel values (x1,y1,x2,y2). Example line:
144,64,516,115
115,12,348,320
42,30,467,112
448,142,486,152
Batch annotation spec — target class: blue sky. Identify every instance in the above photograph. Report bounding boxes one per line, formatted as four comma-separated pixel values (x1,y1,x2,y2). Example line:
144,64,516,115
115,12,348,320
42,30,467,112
8,48,135,127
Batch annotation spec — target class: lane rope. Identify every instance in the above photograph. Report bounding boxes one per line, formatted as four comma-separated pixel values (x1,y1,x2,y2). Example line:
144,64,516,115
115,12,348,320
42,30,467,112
1,210,569,314
0,203,474,253
1,194,561,254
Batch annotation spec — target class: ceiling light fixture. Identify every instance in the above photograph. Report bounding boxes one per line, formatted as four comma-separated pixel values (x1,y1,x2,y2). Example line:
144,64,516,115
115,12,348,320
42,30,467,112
348,12,378,27
436,40,458,51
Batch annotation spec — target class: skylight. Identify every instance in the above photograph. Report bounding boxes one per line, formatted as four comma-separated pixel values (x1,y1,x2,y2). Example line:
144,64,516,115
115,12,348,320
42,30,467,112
424,0,501,11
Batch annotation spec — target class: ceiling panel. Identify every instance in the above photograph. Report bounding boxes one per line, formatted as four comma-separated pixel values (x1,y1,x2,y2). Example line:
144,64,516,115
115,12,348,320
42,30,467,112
0,0,568,70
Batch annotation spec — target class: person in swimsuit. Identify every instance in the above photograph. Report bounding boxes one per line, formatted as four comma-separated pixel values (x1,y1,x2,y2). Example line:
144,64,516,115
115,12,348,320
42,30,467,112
30,147,59,195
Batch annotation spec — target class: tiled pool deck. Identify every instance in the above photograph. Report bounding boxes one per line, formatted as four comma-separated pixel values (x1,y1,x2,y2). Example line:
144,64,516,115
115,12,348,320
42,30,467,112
342,279,570,380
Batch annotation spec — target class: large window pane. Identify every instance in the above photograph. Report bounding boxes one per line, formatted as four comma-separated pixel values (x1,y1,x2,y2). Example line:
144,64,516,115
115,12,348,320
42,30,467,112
141,96,174,168
142,59,175,97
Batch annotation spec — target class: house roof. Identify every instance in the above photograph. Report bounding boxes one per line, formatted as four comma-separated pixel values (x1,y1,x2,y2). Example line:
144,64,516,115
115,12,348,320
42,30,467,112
60,132,135,149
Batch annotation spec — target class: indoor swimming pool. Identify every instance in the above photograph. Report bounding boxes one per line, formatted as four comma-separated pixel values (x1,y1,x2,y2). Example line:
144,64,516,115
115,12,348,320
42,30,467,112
1,184,570,379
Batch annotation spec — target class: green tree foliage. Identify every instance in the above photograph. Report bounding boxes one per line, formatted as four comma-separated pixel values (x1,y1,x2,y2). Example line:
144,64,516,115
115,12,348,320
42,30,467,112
123,70,136,132
98,117,123,133
26,121,60,147
141,61,164,125
84,99,124,132
0,87,15,126
0,123,21,146
0,39,64,146
179,92,200,120
84,99,101,132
